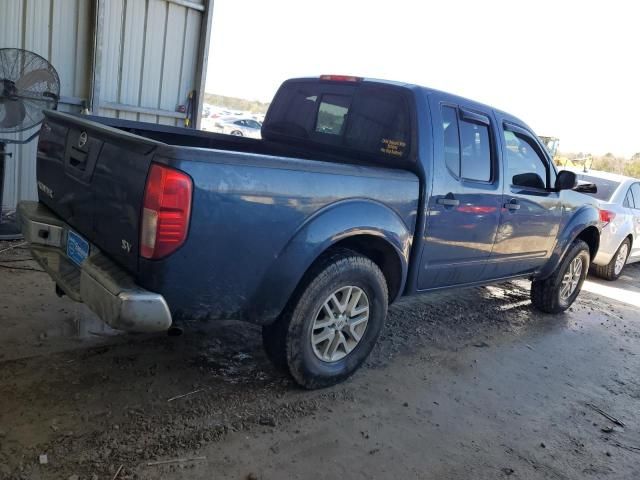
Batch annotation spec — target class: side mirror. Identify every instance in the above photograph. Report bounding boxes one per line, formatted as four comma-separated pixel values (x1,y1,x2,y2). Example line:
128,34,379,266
513,172,545,189
555,170,577,191
574,181,598,194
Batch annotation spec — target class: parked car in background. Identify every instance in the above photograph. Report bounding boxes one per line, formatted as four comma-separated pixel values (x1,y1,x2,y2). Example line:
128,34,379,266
20,75,601,389
214,117,262,138
565,169,640,280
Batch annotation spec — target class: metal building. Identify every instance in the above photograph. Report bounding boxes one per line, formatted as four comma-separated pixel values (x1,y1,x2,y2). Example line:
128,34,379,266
0,0,213,216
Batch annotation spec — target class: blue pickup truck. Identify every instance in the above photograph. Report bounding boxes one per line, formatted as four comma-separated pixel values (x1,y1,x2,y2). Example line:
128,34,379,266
20,75,600,388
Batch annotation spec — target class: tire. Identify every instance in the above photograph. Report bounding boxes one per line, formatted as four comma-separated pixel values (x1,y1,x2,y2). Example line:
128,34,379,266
230,130,243,136
531,239,590,314
262,249,388,389
592,238,630,281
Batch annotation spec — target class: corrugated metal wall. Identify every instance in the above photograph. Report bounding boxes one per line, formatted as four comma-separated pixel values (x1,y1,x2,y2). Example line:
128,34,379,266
0,0,210,215
0,0,93,215
95,0,204,125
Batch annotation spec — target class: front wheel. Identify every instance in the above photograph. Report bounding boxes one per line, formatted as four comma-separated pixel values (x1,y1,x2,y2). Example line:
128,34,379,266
531,239,590,313
262,250,388,389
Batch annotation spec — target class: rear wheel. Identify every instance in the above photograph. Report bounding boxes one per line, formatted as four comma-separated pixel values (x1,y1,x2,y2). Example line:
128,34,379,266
531,239,590,313
592,238,630,281
262,250,388,389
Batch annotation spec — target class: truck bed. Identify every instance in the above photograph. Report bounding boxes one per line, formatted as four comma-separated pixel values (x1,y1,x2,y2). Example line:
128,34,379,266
82,114,417,172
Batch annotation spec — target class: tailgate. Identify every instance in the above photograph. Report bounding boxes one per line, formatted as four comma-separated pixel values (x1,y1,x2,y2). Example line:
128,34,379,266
36,111,161,273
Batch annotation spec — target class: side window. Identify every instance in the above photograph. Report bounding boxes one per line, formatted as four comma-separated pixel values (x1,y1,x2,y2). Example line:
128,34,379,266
631,184,640,210
624,189,634,208
442,106,460,176
503,129,548,189
460,117,492,182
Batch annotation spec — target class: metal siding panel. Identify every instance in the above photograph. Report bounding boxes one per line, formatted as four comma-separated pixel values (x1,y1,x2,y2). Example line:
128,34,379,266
24,0,51,58
158,3,186,125
118,0,146,121
98,0,124,115
138,0,167,123
51,0,79,98
0,0,24,47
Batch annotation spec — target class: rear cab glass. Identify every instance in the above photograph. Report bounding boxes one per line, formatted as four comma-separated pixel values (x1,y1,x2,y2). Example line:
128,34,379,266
262,79,414,166
576,174,620,201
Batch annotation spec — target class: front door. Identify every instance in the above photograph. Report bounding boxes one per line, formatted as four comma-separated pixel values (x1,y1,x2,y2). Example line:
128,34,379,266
484,121,562,278
418,101,502,290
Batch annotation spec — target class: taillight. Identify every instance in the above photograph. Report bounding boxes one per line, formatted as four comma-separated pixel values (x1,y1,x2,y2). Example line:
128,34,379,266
599,209,616,226
140,164,192,259
319,74,363,82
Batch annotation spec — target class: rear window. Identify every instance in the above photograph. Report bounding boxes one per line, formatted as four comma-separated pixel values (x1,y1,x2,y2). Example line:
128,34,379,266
263,81,412,163
576,174,620,201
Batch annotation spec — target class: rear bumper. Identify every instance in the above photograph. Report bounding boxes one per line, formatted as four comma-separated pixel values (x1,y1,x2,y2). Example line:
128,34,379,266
18,201,172,332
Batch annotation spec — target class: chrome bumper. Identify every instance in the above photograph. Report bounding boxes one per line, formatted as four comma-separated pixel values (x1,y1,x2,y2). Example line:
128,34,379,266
18,201,172,332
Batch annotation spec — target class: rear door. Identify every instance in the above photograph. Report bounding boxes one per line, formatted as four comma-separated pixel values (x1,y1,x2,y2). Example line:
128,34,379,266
483,120,561,278
418,99,502,290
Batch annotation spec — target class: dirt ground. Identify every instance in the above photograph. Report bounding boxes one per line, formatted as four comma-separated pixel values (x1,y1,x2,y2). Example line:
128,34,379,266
1,240,639,479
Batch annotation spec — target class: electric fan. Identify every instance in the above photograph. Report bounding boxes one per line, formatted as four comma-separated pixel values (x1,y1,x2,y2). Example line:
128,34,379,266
0,48,60,239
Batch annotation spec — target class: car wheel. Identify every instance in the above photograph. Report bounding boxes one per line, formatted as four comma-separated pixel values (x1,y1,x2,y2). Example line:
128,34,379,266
262,249,388,389
592,238,630,281
531,239,590,313
230,130,243,136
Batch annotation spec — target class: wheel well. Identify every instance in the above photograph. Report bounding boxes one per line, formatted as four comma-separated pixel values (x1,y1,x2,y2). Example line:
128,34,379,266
324,235,404,303
626,233,633,249
577,226,599,260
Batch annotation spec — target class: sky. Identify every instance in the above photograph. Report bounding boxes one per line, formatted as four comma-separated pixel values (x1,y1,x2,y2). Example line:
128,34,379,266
206,0,640,157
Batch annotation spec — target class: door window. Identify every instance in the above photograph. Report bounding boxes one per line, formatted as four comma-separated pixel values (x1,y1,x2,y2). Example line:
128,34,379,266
631,184,640,210
460,118,492,182
442,106,460,176
503,130,548,189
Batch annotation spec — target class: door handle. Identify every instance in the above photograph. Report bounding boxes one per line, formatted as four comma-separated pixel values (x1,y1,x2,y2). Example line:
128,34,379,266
437,197,460,207
503,199,520,211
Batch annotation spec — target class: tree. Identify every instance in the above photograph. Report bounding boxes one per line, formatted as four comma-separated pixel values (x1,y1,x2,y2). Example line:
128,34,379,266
623,161,640,179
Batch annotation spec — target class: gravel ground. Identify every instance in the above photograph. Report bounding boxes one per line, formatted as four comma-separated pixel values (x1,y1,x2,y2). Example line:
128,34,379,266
1,240,639,479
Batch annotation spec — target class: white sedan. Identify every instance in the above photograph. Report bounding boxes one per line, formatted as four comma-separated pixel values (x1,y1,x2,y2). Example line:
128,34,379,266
214,117,262,139
570,169,640,280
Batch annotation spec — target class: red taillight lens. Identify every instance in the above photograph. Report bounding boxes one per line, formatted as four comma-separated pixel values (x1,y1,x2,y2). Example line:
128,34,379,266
599,209,616,226
140,164,192,259
319,74,363,82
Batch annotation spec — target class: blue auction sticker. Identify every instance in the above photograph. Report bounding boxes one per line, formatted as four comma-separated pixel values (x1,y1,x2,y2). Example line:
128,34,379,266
67,230,90,266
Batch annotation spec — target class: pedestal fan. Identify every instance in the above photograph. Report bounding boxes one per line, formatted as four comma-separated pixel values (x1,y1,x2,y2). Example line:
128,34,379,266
0,48,59,239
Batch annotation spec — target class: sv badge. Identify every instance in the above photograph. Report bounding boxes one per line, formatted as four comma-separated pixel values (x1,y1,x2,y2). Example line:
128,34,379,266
121,239,132,253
